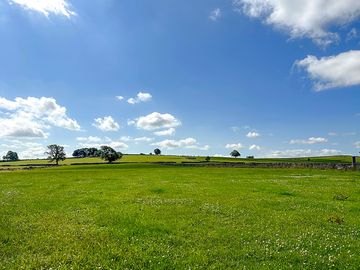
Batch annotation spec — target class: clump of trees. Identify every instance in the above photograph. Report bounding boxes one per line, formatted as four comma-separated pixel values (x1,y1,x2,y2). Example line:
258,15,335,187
46,144,66,165
72,147,101,158
100,146,123,163
154,148,161,155
2,151,19,162
230,150,241,158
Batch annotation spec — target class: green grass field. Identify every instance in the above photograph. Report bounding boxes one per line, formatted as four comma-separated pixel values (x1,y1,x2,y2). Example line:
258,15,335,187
0,154,354,169
1,163,359,269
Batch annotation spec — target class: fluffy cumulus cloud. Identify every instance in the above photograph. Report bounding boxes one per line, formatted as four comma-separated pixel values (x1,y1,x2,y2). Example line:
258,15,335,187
246,131,260,138
152,138,209,150
355,141,360,149
209,8,221,21
290,137,328,145
76,136,102,143
76,136,128,150
296,50,360,91
234,0,360,45
153,128,176,136
127,92,152,105
8,0,76,18
249,144,261,150
120,136,153,143
93,116,119,132
225,143,243,149
269,148,342,158
0,96,80,138
129,112,181,131
0,140,47,159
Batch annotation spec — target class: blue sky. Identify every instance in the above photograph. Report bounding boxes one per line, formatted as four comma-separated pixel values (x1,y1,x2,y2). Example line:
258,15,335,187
0,0,359,159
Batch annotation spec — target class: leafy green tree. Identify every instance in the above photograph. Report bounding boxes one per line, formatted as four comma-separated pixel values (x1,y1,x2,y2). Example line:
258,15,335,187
230,150,241,158
154,148,161,155
2,151,19,161
46,144,66,165
72,149,87,158
100,146,122,163
72,147,101,158
205,156,211,162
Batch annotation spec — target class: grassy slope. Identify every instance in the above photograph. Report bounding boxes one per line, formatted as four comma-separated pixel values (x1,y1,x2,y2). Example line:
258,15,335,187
0,154,354,168
1,164,359,269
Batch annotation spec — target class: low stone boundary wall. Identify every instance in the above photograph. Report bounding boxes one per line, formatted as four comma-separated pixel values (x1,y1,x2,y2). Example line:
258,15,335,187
159,162,358,170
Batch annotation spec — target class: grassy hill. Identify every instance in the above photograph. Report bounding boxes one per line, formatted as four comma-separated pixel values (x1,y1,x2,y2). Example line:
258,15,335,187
0,154,355,169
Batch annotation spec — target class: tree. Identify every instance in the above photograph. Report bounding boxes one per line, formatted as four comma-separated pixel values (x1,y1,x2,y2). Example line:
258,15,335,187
46,144,66,165
154,148,161,155
230,150,241,158
72,149,87,158
72,147,101,158
100,146,122,163
2,151,19,162
205,156,211,162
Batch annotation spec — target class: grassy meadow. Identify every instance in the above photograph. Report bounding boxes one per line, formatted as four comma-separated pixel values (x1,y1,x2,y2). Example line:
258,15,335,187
1,163,360,269
0,154,354,169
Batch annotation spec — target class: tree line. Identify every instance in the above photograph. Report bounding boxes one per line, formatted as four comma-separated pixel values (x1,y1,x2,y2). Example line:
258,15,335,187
2,145,245,164
1,145,164,165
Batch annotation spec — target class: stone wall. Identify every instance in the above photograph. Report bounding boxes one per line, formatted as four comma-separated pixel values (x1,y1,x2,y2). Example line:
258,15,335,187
163,162,359,170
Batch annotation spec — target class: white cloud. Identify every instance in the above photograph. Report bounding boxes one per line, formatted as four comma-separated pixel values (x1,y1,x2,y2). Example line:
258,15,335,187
355,141,360,149
234,0,360,45
127,92,152,105
346,28,358,41
0,96,80,138
249,144,261,150
77,136,128,150
225,143,243,149
120,136,153,143
319,149,342,156
0,114,49,138
19,143,47,159
187,144,210,151
246,131,260,138
129,112,181,131
93,116,119,132
108,141,128,150
296,50,360,91
152,137,208,150
0,140,47,159
230,126,240,133
8,0,76,18
76,136,102,143
153,128,176,136
290,137,328,145
209,8,221,21
116,96,124,101
269,148,341,158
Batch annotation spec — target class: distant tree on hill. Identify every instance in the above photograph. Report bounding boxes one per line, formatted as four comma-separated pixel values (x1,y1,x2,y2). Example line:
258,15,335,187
230,150,241,158
72,147,101,158
72,149,87,158
154,148,161,155
100,146,122,163
46,144,66,165
205,156,211,162
2,151,19,162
